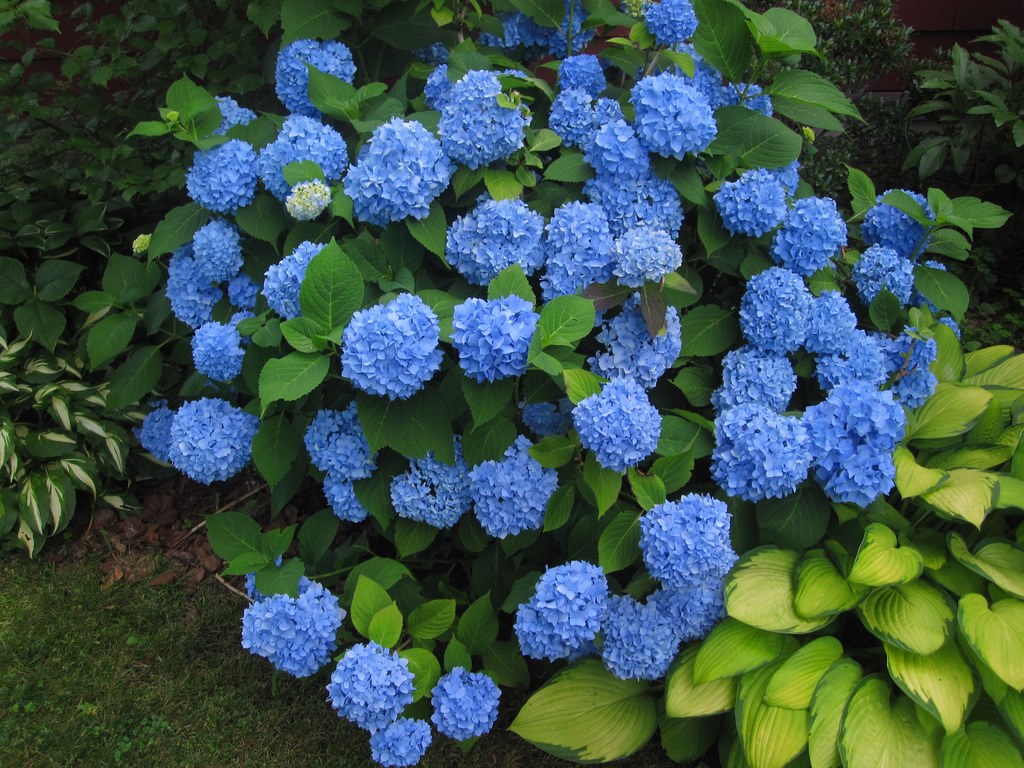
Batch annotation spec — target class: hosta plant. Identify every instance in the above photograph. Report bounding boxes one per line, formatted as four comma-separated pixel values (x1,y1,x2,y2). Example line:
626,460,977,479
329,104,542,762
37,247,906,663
133,0,1016,764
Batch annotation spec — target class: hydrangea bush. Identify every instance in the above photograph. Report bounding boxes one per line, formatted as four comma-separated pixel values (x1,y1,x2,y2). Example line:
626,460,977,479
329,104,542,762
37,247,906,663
133,0,1022,764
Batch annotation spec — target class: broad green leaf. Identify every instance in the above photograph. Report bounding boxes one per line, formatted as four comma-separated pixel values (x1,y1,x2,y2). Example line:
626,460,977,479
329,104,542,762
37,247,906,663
767,71,860,126
764,636,844,710
400,647,442,701
846,167,876,215
149,202,207,258
948,534,1024,599
653,452,694,494
368,603,403,648
356,389,454,462
0,257,31,304
707,107,803,169
253,558,304,599
393,518,438,557
665,645,737,718
794,550,865,619
847,523,924,587
444,637,473,672
14,300,65,352
808,658,863,768
893,445,948,498
544,484,575,532
543,151,593,182
462,415,517,466
748,8,820,58
957,594,1024,690
563,368,604,404
597,509,641,573
457,593,498,655
251,415,300,489
940,722,1024,768
406,201,447,258
914,266,969,321
691,0,753,82
736,661,809,768
36,259,85,302
407,599,456,641
205,511,262,561
488,264,536,305
461,376,516,426
297,509,339,567
538,295,596,348
868,289,901,331
693,617,791,685
483,168,523,200
530,435,578,469
858,581,955,655
680,305,739,356
884,641,973,733
963,353,1024,389
299,239,363,332
755,484,830,550
725,547,833,634
660,716,720,764
506,0,564,28
920,469,997,528
839,677,941,768
964,346,1016,378
582,452,621,515
509,661,657,763
627,468,666,511
258,352,330,412
351,576,394,638
907,384,993,441
106,345,162,411
86,313,137,369
280,0,348,43
235,194,286,245
483,641,530,688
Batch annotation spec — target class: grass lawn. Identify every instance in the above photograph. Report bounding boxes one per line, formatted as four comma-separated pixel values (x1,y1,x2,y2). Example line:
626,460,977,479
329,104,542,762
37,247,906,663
0,554,679,768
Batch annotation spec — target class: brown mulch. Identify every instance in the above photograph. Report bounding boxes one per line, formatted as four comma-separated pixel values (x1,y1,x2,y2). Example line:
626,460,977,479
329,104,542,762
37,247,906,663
51,474,300,595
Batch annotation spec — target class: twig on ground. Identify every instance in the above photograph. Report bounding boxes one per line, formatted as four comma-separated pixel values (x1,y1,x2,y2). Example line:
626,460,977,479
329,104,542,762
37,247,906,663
215,573,253,603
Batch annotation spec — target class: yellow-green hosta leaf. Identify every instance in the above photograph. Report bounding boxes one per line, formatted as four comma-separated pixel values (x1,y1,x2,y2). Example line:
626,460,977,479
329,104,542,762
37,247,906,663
919,469,997,528
893,445,948,498
808,659,863,768
764,637,844,710
660,716,721,764
858,581,955,655
509,660,657,763
725,547,833,634
930,444,1014,471
996,475,1024,512
940,722,1024,768
847,524,924,587
964,345,1015,378
948,533,1024,599
838,677,941,768
958,594,1024,691
884,641,974,733
906,384,992,442
962,352,1024,389
666,645,737,717
693,617,794,685
998,689,1024,743
736,662,809,768
794,550,866,618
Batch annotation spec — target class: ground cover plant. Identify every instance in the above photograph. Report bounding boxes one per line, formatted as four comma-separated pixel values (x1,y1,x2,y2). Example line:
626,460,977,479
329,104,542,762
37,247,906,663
129,0,1021,764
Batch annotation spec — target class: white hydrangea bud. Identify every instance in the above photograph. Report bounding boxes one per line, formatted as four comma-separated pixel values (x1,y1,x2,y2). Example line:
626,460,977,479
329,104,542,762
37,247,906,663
285,179,332,221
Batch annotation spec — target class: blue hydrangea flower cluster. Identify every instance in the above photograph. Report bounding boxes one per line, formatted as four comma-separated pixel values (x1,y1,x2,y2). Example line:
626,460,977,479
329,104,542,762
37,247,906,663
344,118,454,226
417,42,449,64
584,169,683,239
342,293,443,400
815,330,888,390
327,642,415,732
721,82,773,116
469,435,558,537
439,70,528,169
671,44,722,108
369,719,432,767
227,274,260,311
134,400,175,462
770,197,848,276
285,179,332,221
650,583,726,643
451,296,539,382
804,291,858,354
304,404,377,480
514,561,609,661
549,89,597,150
573,378,662,472
711,402,811,501
586,118,650,177
541,201,615,299
258,115,349,200
521,399,574,437
431,667,501,741
263,241,323,320
324,474,369,523
883,330,938,408
862,189,933,259
711,346,796,412
186,139,258,214
214,95,256,135
390,439,471,529
589,297,681,388
600,594,682,681
275,39,356,116
559,54,605,97
191,321,245,382
739,267,813,354
804,380,905,506
853,245,914,306
168,398,259,484
240,580,344,677
167,246,223,329
630,73,717,159
644,0,698,45
639,494,737,589
447,199,545,285
611,225,683,287
191,219,243,283
714,169,788,237
485,2,593,56
424,65,453,111
770,160,801,196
